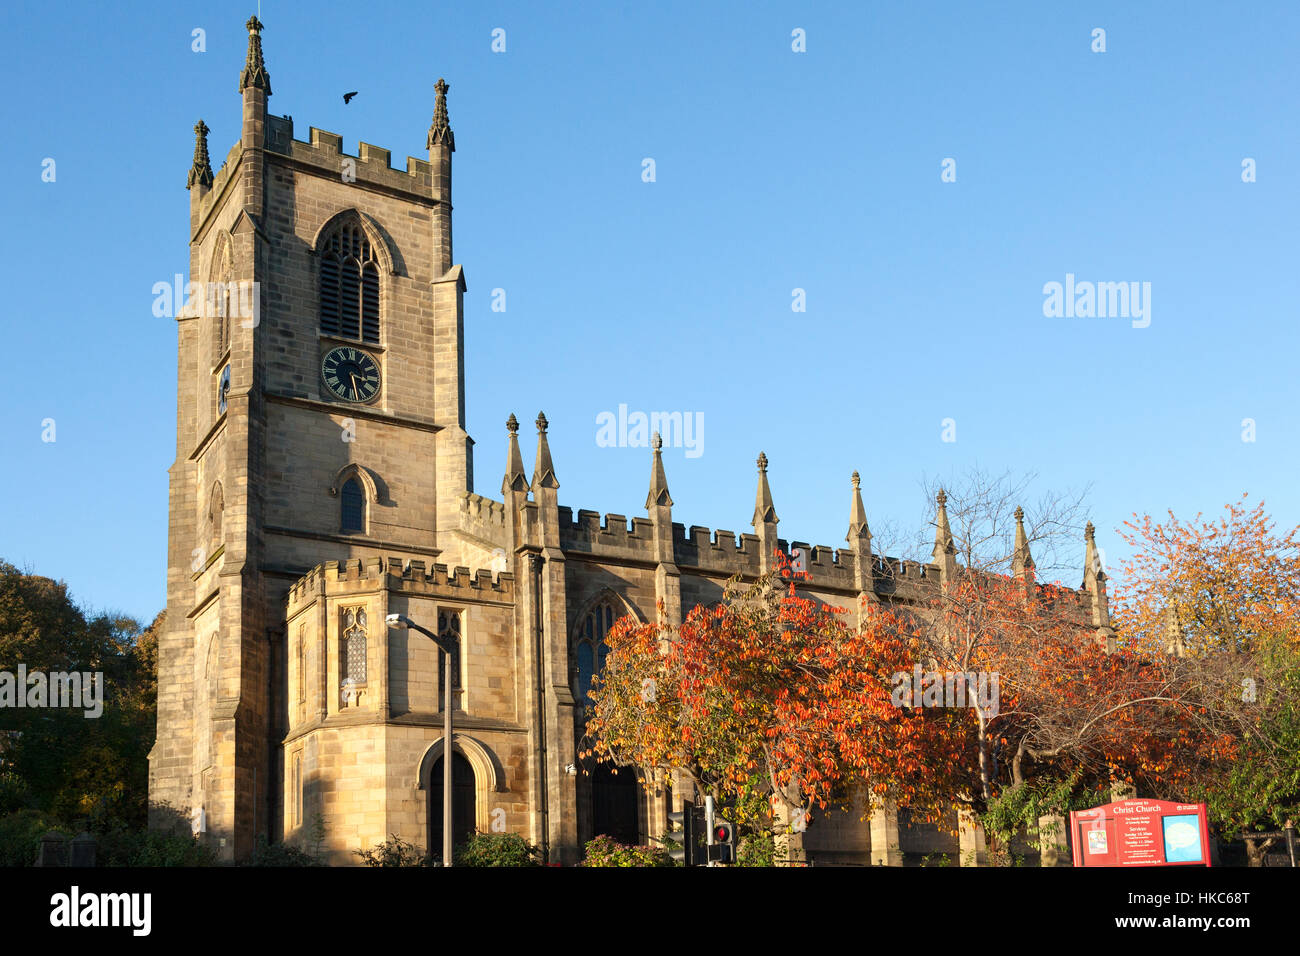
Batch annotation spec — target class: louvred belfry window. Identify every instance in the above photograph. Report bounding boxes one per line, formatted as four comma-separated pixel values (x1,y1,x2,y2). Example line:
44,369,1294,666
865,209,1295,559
320,223,380,344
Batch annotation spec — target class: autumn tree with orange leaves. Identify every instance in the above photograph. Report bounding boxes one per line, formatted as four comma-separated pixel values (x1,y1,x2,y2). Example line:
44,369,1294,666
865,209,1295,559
895,476,1244,865
582,471,1271,865
1113,494,1300,865
580,562,964,859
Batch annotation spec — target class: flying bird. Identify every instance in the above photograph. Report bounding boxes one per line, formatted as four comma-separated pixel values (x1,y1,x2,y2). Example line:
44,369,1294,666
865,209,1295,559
343,91,358,104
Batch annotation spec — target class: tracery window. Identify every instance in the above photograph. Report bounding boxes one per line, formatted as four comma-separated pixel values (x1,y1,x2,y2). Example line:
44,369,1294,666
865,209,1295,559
572,598,618,705
438,609,462,709
296,622,307,723
341,606,368,699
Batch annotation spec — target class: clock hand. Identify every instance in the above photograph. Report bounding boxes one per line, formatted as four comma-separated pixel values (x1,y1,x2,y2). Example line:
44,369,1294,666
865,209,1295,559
351,374,361,395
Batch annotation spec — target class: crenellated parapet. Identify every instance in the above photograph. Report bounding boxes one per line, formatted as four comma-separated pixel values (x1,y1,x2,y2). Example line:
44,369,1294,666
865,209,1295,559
507,415,1109,619
285,555,514,615
549,498,946,603
871,556,942,601
786,540,856,588
457,491,509,546
195,119,437,232
557,507,656,559
270,120,434,194
678,526,765,576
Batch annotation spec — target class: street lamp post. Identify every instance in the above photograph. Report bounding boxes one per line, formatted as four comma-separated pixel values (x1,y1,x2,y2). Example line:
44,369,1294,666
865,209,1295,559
386,613,457,867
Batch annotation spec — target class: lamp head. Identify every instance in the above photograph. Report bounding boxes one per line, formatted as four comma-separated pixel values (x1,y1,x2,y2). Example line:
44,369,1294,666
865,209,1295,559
386,613,410,629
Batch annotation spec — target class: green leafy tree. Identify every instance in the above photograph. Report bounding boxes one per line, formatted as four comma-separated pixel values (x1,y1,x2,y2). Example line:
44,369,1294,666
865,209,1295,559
0,561,162,833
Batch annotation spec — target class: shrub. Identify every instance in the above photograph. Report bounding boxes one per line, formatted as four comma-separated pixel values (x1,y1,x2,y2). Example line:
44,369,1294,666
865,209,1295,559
580,834,678,867
455,832,542,866
736,828,780,867
243,835,324,867
96,827,218,867
0,810,60,866
354,834,435,867
0,773,33,815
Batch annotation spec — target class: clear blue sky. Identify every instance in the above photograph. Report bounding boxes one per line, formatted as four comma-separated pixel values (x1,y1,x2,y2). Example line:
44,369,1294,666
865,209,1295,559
1,1,1296,622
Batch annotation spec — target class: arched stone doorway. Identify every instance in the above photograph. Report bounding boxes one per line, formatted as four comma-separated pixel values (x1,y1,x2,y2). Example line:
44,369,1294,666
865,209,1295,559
428,752,476,861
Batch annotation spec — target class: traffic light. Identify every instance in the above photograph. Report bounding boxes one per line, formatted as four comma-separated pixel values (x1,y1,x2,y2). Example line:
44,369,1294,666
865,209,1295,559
667,803,697,866
708,819,737,864
690,804,707,863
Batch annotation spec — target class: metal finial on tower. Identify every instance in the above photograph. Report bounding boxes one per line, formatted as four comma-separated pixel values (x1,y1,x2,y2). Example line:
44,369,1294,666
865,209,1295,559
239,15,272,94
428,78,455,150
187,120,214,190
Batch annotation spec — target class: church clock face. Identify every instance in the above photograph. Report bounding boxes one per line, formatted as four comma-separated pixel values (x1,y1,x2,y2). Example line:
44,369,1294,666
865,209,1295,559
322,346,381,403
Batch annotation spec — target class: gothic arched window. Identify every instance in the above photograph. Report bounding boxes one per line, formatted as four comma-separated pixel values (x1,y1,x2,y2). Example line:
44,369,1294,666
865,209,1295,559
296,622,307,724
319,222,380,344
341,606,368,702
573,598,620,705
208,482,224,550
340,478,364,533
209,233,233,363
438,609,463,710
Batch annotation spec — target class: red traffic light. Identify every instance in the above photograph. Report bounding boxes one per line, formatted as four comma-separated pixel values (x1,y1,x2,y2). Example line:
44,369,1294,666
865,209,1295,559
714,824,732,841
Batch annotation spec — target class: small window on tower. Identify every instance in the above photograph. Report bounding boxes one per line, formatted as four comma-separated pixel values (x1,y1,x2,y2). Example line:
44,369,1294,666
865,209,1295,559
340,478,364,533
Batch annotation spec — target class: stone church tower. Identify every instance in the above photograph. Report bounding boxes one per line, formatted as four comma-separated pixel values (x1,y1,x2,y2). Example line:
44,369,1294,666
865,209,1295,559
151,17,1116,865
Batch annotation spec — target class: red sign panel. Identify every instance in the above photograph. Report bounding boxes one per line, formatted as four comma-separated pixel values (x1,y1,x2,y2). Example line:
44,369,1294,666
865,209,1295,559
1069,799,1211,867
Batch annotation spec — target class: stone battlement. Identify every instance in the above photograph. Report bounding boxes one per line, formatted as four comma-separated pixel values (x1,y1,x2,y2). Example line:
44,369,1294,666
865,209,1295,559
676,525,763,574
546,496,975,602
458,492,508,545
285,555,513,611
267,115,433,197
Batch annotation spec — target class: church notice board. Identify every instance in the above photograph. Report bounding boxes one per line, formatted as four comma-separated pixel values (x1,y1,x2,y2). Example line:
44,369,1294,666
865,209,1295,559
1069,799,1211,867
